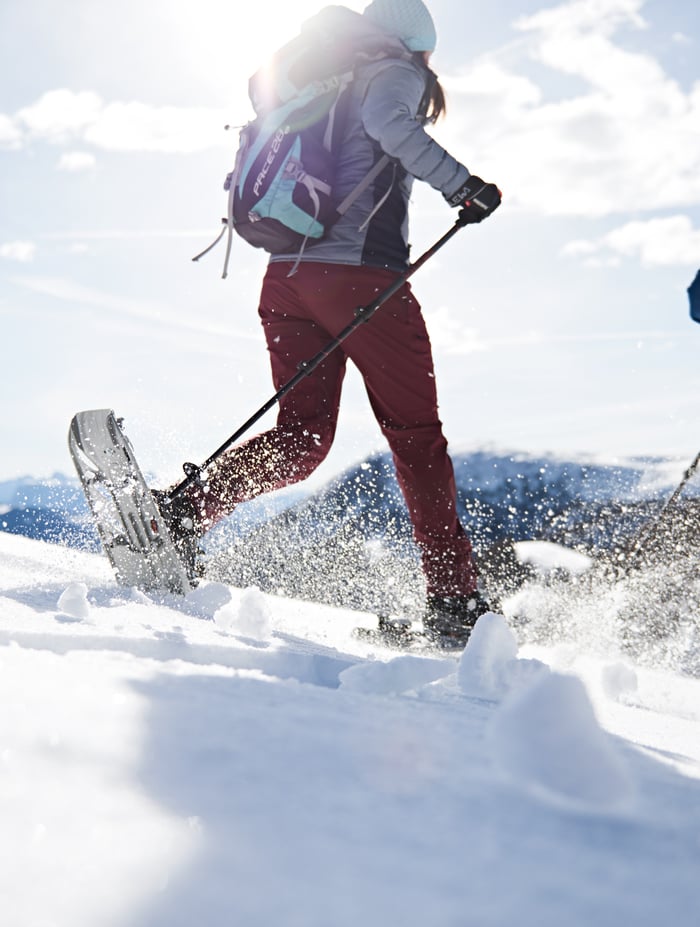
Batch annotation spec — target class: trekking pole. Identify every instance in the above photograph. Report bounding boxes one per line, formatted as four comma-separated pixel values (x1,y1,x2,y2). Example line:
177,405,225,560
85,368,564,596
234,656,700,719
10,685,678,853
623,449,700,566
170,213,474,499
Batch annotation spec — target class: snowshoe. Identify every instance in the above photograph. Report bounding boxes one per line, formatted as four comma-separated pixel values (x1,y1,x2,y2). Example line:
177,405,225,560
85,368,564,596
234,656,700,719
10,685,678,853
68,409,194,595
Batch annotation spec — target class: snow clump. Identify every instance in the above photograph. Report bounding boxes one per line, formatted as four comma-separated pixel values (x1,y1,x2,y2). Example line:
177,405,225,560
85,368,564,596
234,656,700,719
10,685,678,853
458,612,549,699
184,581,233,619
57,582,91,619
490,671,635,811
339,654,452,695
601,662,639,701
214,586,272,639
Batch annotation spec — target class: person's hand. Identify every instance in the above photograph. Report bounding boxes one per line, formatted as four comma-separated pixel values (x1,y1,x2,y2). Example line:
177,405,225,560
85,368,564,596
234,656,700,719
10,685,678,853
445,175,501,224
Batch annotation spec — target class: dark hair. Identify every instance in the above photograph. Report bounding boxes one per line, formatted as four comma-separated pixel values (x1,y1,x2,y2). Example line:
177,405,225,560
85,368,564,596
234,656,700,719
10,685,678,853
413,52,447,122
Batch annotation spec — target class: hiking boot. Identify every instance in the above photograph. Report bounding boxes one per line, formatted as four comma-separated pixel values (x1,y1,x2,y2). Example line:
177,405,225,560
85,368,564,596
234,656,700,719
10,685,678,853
423,592,492,649
152,490,205,582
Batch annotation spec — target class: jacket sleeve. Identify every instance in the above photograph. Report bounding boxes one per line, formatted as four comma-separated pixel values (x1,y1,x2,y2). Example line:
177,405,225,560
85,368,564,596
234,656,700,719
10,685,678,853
359,60,470,198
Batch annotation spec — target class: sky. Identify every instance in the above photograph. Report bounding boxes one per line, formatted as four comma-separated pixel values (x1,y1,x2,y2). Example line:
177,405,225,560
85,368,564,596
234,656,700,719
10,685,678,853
1,0,699,486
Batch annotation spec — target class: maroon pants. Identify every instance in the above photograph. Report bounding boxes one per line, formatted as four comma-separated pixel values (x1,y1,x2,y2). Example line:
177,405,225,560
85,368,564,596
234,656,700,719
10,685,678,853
191,262,478,597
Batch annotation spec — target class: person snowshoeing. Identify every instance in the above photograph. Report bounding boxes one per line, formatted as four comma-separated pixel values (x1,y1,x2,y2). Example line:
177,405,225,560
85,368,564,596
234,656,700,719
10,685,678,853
163,0,502,647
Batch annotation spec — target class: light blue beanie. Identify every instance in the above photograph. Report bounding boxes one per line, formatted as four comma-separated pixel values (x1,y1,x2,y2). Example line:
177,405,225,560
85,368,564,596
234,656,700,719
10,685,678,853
363,0,437,53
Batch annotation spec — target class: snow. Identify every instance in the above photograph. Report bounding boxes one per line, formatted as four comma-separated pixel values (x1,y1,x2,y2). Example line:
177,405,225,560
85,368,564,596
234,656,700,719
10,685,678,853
57,580,91,619
514,539,593,577
212,584,273,639
457,611,550,699
1,531,700,926
601,661,639,701
489,672,635,812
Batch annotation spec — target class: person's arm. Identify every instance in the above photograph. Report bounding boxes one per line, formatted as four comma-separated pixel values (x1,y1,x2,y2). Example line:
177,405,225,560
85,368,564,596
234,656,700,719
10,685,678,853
361,60,501,222
360,60,470,196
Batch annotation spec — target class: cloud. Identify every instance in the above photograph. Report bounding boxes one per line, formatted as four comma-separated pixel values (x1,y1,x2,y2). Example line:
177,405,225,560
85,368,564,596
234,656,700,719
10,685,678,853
0,113,22,149
0,241,36,262
16,89,103,142
671,32,691,46
422,305,488,355
10,274,261,343
44,228,217,241
514,0,647,39
5,89,232,154
442,0,700,218
83,101,231,153
561,215,700,266
2,0,699,224
57,151,97,172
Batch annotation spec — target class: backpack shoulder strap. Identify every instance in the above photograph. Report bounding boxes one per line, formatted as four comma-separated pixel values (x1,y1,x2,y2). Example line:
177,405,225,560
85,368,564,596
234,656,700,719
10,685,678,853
334,153,392,217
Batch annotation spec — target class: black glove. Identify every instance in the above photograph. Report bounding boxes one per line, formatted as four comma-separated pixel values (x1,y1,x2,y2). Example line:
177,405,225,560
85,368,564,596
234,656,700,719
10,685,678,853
445,175,502,224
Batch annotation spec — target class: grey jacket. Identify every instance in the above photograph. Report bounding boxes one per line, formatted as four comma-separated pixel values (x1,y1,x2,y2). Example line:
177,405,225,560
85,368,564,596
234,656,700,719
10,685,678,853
270,15,470,272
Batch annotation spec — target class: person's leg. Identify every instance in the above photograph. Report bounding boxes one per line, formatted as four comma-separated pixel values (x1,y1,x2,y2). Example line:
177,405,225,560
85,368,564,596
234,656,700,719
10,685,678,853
350,291,477,597
289,263,479,598
185,262,347,528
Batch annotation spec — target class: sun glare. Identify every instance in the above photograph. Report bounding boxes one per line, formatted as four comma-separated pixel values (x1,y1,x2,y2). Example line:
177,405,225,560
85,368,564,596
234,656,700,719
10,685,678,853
172,0,364,82
160,0,364,113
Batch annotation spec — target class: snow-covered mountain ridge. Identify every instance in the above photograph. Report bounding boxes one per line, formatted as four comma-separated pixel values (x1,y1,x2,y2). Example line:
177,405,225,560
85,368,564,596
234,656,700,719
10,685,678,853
0,447,690,552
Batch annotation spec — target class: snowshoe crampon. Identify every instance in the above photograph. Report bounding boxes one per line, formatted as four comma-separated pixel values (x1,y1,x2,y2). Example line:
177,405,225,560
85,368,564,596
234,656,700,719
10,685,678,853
354,612,481,651
354,615,419,648
68,409,193,595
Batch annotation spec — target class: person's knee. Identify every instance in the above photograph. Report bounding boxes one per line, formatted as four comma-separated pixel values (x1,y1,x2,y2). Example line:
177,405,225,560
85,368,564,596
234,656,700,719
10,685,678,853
381,421,447,457
288,421,335,473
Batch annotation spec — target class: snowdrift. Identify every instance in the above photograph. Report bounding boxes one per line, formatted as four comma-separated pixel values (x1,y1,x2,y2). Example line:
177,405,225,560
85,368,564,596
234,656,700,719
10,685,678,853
1,531,700,926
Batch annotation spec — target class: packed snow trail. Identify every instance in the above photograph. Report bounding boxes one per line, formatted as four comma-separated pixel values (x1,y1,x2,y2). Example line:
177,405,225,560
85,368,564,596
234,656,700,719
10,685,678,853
1,532,700,927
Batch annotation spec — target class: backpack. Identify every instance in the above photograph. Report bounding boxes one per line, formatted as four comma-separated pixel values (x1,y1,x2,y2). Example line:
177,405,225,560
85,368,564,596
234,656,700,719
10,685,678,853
194,7,409,277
